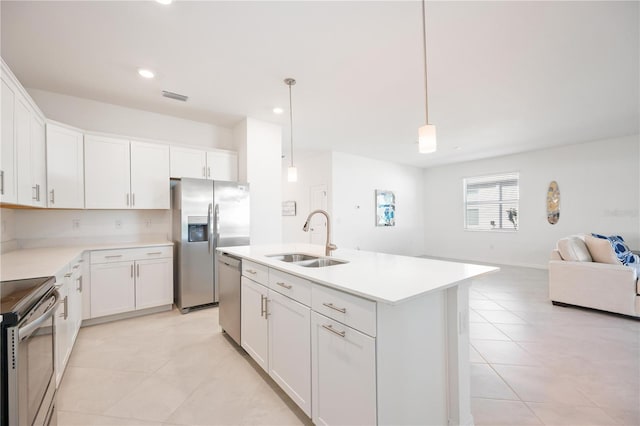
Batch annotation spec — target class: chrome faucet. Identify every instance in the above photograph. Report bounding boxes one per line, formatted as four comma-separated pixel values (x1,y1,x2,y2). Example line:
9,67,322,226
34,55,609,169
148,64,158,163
302,209,337,256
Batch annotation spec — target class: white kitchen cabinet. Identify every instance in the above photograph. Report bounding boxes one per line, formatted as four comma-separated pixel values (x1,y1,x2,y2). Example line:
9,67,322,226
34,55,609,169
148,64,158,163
2,61,46,207
170,146,207,179
46,122,84,208
135,257,173,309
0,77,16,204
207,150,238,181
241,276,269,371
311,311,376,425
90,246,173,319
241,270,311,417
84,135,131,209
85,136,169,209
90,261,136,318
170,145,238,181
15,99,46,207
130,140,170,209
268,290,311,416
68,257,84,342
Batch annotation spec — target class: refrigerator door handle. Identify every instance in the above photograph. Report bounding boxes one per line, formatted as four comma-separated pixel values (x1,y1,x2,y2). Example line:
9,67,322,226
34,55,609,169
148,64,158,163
214,203,220,244
208,203,213,254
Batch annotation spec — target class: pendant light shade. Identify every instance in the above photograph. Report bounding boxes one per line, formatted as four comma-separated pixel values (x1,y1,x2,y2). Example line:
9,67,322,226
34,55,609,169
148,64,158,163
285,78,298,182
418,124,436,154
419,0,436,154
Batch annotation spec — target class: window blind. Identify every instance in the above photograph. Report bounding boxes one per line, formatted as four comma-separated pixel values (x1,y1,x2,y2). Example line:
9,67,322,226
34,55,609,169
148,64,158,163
464,172,519,231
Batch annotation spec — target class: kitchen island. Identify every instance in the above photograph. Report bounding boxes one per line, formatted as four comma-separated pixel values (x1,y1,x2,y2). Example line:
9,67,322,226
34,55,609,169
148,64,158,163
218,244,498,426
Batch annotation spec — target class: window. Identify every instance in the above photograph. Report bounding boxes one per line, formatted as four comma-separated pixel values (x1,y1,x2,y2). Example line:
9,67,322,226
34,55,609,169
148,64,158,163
464,172,519,231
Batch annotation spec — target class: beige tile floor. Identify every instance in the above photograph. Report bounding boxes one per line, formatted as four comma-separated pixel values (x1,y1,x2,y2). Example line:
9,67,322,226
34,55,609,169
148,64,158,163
57,265,640,425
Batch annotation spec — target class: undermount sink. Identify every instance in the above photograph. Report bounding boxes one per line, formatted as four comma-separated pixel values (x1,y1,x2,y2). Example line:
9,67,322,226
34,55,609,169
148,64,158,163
296,258,349,268
266,253,319,263
266,253,349,268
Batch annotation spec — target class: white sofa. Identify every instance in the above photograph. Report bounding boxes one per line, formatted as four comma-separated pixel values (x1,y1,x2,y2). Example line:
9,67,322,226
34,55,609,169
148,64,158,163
549,235,640,318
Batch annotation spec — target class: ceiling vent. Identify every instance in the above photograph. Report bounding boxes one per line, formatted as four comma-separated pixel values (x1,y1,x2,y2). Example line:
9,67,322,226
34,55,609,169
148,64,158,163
162,90,188,102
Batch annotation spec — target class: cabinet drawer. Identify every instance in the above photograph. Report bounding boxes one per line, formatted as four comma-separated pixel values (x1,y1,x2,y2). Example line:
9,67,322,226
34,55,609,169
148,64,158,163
268,268,311,306
312,284,376,337
90,246,172,264
242,260,268,285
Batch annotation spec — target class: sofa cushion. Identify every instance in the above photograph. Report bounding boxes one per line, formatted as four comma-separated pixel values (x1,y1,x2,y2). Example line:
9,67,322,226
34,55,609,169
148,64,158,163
584,235,620,264
557,237,592,262
591,233,640,266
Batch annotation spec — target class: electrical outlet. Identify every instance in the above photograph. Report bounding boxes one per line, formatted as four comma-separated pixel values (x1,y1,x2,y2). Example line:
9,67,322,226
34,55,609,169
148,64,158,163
72,219,80,230
115,219,122,229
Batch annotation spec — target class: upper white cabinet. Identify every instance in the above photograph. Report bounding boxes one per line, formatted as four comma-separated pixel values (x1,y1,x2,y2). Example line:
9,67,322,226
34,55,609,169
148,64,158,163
170,146,207,179
46,122,84,208
1,77,17,203
84,135,130,209
85,135,169,209
130,141,170,209
1,61,46,207
207,150,238,181
170,146,238,181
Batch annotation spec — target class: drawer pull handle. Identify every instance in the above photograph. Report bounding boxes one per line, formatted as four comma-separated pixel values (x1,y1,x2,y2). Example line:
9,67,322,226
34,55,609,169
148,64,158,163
147,252,162,255
105,255,123,258
72,264,80,269
276,281,292,289
246,269,257,275
64,273,72,278
322,302,347,313
322,324,346,338
260,295,266,318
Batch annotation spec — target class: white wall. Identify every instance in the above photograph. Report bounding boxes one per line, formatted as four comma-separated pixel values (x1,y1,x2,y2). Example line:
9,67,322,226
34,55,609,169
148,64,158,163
27,89,234,150
423,135,640,268
234,118,282,245
331,152,425,256
282,151,333,243
0,209,17,252
12,209,171,247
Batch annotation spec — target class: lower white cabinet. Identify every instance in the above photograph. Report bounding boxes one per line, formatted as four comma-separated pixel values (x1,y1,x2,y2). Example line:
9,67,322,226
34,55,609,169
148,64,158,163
241,275,311,417
54,255,83,386
311,312,376,425
90,246,173,318
90,261,136,318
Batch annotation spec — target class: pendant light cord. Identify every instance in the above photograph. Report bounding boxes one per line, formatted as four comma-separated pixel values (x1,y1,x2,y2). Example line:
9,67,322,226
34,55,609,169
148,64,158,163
421,0,429,124
288,83,294,167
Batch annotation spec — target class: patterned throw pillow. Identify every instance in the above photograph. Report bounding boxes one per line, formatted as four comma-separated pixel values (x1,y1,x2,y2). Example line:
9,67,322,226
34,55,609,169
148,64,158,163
591,234,640,266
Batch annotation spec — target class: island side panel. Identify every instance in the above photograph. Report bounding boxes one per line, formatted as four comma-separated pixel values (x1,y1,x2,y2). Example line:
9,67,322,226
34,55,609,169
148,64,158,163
376,290,448,425
446,280,474,426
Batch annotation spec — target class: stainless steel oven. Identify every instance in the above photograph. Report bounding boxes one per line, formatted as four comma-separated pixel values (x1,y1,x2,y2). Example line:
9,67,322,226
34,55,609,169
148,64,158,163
1,276,59,426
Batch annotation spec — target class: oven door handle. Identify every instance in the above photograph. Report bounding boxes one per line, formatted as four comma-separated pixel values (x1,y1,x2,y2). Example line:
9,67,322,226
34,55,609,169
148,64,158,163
18,290,60,341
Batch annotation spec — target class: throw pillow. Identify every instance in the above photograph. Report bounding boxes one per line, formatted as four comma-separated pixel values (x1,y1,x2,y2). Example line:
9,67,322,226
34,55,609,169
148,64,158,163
584,235,620,264
590,233,640,266
557,237,592,262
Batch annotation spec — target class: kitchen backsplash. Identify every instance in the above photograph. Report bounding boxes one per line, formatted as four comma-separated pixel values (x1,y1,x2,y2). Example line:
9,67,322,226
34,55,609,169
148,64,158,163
11,209,171,247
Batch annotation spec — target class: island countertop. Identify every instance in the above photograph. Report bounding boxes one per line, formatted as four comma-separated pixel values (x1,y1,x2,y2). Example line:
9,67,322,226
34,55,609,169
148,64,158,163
218,244,498,305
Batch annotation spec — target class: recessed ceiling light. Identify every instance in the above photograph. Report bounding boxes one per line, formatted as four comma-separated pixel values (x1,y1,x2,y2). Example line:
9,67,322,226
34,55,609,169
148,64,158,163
155,0,173,5
273,107,284,115
138,69,155,79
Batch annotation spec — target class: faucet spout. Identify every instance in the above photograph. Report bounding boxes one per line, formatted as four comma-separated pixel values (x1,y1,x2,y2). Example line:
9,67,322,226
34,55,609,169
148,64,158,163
302,209,337,256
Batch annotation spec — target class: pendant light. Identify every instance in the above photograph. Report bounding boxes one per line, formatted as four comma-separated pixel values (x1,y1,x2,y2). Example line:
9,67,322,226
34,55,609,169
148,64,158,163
285,78,298,182
418,0,437,154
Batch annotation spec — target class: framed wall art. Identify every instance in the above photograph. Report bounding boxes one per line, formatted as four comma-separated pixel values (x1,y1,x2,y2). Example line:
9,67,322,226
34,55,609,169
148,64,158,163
375,190,396,226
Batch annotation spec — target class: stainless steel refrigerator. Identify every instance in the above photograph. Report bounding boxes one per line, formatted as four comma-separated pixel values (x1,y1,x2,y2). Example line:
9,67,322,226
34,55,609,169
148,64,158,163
171,178,250,313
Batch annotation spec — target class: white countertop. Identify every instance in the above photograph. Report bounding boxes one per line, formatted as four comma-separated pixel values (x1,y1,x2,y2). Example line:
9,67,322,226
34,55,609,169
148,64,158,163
218,244,499,305
1,240,173,281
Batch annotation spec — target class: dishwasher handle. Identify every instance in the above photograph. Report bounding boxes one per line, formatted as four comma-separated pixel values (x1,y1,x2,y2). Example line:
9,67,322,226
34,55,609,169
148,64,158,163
218,253,241,270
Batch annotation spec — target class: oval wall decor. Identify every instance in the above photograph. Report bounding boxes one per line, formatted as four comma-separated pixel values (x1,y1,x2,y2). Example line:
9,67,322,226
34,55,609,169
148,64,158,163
546,181,560,224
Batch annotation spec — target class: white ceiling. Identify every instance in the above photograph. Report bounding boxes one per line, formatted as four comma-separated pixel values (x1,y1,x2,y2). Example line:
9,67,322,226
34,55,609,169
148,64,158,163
1,1,638,168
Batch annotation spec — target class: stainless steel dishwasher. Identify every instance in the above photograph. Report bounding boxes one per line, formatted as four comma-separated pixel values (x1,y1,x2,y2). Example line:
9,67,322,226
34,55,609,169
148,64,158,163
217,252,241,345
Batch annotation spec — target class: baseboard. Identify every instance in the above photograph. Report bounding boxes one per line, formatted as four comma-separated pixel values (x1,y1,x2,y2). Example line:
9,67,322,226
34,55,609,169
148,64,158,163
81,304,173,327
